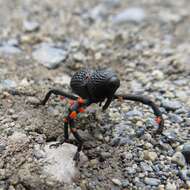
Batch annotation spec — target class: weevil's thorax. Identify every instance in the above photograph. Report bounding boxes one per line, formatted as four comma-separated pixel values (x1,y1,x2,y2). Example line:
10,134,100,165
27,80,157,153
70,69,120,102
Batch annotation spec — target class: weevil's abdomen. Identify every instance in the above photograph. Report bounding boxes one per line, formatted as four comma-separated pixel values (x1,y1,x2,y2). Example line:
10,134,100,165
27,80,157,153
70,69,120,102
87,69,120,101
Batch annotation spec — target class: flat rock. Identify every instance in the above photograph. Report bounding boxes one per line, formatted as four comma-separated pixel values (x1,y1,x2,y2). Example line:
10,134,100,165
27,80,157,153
23,20,40,32
161,99,181,111
32,43,68,69
41,142,88,183
144,177,160,186
53,74,71,85
0,44,21,55
143,150,157,161
171,152,186,167
112,7,146,24
8,131,29,145
0,79,17,90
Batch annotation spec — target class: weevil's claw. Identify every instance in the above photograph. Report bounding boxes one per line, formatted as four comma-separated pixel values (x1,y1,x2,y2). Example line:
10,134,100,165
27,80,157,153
73,151,80,166
49,142,63,149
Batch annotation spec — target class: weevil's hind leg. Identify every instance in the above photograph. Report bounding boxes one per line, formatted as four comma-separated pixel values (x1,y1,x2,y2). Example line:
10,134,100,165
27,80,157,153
69,119,84,165
49,118,70,148
72,129,84,165
40,89,78,105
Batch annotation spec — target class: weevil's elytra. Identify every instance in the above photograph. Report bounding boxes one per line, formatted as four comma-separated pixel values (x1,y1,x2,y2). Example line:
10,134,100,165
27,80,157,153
71,69,120,104
38,68,164,165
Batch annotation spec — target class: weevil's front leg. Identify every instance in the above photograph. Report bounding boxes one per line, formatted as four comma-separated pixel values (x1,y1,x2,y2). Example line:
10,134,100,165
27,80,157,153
40,89,78,105
114,94,164,134
69,119,84,165
50,118,70,148
67,99,92,164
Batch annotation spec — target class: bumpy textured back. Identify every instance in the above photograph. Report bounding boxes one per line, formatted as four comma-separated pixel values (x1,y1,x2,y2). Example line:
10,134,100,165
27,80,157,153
70,69,93,98
70,69,120,102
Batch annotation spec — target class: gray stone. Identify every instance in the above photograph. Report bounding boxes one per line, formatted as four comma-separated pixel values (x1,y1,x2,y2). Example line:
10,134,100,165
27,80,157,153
41,142,88,183
112,7,146,24
136,128,145,137
0,143,6,153
104,0,120,8
84,4,107,21
122,180,129,188
166,182,177,190
179,169,190,181
23,20,40,32
100,152,111,160
0,79,17,90
169,113,183,123
125,167,136,175
163,130,178,142
161,99,181,111
73,52,85,62
119,137,133,146
32,43,68,69
8,131,29,145
146,118,157,127
143,150,157,161
0,169,6,180
125,110,143,117
25,97,40,105
140,162,153,172
53,74,71,85
171,152,186,167
111,178,122,186
144,177,160,186
0,44,21,55
7,38,19,46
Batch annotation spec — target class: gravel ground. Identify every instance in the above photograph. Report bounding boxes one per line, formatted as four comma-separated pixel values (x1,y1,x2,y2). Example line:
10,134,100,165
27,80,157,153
0,0,190,189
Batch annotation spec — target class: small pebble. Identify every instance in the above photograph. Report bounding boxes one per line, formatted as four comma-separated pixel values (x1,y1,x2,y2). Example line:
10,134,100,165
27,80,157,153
161,99,181,111
169,113,183,123
0,44,21,55
32,43,68,69
144,177,160,186
111,178,122,186
140,162,153,172
166,182,177,190
26,97,40,105
171,152,186,167
143,150,157,161
23,20,40,32
112,7,146,24
122,180,129,188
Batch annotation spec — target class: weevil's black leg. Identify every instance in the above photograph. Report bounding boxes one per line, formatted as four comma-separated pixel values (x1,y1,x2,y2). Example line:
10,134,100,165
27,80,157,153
114,94,164,134
40,89,78,105
102,97,113,111
67,99,92,165
50,117,70,148
69,120,84,165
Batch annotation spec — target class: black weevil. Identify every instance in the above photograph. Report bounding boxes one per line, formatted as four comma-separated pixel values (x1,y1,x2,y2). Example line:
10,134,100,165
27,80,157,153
37,68,164,164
